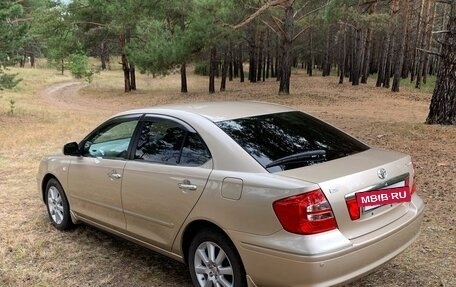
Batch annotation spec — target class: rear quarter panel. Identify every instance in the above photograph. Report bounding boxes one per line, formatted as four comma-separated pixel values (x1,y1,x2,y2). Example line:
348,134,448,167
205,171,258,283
172,170,318,255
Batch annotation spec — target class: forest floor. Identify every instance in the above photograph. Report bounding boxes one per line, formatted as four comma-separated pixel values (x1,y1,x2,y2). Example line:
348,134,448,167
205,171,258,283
0,67,455,287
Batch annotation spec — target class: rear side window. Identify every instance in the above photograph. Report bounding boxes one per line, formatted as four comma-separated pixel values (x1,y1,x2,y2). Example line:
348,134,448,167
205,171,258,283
134,118,211,166
216,111,369,172
180,133,211,166
135,120,186,164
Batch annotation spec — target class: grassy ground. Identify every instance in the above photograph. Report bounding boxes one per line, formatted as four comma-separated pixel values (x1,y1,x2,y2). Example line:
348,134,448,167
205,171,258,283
0,66,454,287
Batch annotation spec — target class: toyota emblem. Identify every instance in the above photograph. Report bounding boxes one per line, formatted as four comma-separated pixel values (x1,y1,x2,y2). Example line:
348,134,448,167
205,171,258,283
377,168,387,180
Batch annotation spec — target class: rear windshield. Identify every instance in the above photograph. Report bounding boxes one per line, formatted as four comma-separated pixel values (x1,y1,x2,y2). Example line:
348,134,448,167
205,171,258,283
216,111,369,172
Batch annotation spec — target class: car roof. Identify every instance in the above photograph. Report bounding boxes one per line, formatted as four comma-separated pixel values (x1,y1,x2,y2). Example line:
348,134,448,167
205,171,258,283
115,101,295,122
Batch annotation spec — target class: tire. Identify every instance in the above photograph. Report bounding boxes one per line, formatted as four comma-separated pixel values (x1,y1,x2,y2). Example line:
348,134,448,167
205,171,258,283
45,178,74,230
188,229,247,287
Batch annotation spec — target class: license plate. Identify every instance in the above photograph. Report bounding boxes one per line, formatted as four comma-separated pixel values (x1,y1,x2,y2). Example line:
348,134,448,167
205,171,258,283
356,186,411,209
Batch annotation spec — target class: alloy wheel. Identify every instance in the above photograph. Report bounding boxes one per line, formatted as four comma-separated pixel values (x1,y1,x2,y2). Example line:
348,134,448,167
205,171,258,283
194,241,234,287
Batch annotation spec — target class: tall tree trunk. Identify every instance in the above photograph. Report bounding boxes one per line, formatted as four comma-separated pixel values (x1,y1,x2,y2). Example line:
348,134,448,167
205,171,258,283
401,3,413,79
180,63,188,93
61,58,64,75
249,25,257,83
436,5,450,72
30,52,35,68
121,54,131,92
100,40,107,70
120,33,131,93
322,26,331,77
257,31,264,82
382,0,398,88
221,52,228,91
262,54,266,81
266,30,271,79
229,43,233,81
239,45,245,82
361,27,372,84
376,32,390,87
411,0,426,82
383,31,395,88
345,34,351,78
309,28,313,76
20,52,25,68
279,2,293,94
349,28,354,82
276,35,281,81
339,27,346,84
416,0,432,88
352,28,363,85
130,64,136,90
423,1,436,85
233,46,239,78
361,3,376,84
209,47,216,93
273,35,279,78
392,0,409,92
426,1,456,124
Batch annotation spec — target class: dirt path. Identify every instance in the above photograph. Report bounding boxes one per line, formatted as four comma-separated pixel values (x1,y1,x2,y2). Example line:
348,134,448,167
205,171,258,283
39,81,119,113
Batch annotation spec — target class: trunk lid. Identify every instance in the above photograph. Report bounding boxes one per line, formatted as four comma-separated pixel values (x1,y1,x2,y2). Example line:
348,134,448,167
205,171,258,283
278,148,414,239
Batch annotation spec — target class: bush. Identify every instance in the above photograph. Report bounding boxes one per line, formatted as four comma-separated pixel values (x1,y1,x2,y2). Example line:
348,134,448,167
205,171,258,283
69,54,93,82
0,70,21,90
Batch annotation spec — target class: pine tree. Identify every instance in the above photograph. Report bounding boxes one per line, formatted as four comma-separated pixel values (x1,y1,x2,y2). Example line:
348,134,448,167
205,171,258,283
0,0,27,89
426,0,456,125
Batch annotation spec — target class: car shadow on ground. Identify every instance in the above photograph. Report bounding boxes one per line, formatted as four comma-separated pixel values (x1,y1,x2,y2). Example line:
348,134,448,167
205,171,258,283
63,223,193,286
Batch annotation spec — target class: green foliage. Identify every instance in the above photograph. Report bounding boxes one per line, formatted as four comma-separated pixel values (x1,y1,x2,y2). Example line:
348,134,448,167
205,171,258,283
69,54,93,82
8,98,15,116
0,0,27,89
128,19,182,75
32,2,83,74
129,0,240,77
194,62,209,76
0,71,21,90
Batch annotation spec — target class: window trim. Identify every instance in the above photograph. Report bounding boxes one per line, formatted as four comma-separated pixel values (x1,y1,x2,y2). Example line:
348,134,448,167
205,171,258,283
129,114,212,167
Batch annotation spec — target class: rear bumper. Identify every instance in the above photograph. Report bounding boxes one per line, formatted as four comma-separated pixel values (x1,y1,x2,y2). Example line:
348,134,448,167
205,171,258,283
231,196,424,287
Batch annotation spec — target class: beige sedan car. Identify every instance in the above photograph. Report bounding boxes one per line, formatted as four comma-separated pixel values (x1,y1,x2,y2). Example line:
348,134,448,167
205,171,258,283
38,101,424,287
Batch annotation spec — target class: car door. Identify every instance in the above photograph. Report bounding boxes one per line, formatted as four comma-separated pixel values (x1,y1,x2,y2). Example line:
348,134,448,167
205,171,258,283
67,115,141,230
121,115,213,250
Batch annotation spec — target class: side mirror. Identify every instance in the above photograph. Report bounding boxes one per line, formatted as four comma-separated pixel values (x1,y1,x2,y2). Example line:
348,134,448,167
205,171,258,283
63,142,81,156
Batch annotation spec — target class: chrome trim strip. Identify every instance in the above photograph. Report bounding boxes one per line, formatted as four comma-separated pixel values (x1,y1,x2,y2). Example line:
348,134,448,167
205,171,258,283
344,173,409,199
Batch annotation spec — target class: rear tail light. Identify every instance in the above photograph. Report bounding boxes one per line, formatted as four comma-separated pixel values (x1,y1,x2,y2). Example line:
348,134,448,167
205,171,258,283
407,161,417,195
273,189,337,235
345,197,361,220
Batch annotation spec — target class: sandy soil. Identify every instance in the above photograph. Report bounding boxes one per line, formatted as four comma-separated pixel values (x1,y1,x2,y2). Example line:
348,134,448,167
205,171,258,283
0,70,454,287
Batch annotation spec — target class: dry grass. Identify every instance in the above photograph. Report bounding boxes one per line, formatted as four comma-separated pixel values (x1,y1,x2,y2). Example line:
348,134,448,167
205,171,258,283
0,66,455,287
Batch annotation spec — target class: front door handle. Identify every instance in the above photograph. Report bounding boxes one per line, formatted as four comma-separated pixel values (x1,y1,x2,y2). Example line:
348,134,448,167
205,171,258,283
108,170,122,180
178,179,197,191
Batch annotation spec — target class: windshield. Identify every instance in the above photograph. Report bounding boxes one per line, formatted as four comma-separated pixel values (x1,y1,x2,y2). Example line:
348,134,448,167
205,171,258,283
216,111,369,172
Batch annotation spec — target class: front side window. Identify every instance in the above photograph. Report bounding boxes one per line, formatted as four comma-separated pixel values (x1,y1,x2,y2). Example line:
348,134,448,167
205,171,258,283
135,118,211,166
216,111,369,172
83,118,139,159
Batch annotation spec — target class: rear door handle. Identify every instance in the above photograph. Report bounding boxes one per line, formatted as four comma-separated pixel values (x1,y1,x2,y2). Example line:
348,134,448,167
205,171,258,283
108,170,122,180
178,179,197,191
